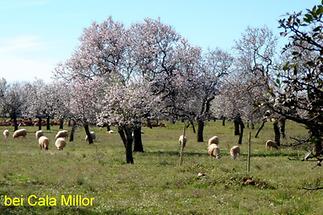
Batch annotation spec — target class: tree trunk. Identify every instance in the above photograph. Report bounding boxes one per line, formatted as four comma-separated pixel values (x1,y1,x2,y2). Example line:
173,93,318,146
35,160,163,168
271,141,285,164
46,115,50,130
279,117,286,138
106,124,111,131
273,121,280,146
197,119,204,142
146,119,152,129
84,123,93,144
234,118,240,135
38,117,42,131
69,120,76,142
12,113,18,131
249,114,255,129
59,118,64,129
310,127,322,157
238,121,245,144
133,126,144,152
118,127,127,148
222,117,226,126
124,127,134,164
190,120,196,133
255,120,266,138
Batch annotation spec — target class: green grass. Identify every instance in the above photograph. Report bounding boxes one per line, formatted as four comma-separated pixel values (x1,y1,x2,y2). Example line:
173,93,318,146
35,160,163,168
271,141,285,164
0,121,322,214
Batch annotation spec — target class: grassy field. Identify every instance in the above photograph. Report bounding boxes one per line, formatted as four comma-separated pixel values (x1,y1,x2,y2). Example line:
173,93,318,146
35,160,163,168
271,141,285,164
0,121,322,214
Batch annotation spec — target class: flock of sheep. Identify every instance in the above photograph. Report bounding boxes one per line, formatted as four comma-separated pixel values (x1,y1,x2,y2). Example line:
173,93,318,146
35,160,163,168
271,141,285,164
2,127,278,158
177,133,242,160
179,134,279,160
2,128,71,150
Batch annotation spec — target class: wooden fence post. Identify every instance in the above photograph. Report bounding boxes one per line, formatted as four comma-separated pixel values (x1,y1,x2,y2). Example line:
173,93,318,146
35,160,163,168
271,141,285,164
247,132,251,173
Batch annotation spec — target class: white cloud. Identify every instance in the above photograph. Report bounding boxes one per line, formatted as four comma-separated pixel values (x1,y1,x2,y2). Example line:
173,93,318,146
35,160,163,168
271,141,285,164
0,35,44,54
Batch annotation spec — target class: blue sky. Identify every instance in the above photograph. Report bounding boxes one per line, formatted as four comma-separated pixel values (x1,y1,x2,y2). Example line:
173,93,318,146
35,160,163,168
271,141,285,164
0,0,319,82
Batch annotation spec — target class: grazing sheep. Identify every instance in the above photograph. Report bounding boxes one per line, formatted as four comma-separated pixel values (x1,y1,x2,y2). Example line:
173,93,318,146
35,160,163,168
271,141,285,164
266,140,279,150
230,145,240,159
208,136,219,146
12,129,27,139
208,143,220,159
179,134,187,149
55,130,68,139
178,127,187,165
108,130,114,134
35,130,43,139
85,131,96,141
38,136,49,150
55,137,66,150
3,129,9,143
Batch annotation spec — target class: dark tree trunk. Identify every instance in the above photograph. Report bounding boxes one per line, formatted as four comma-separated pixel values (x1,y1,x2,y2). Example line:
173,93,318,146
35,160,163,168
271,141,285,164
238,121,245,144
38,117,42,131
310,127,322,156
12,114,18,131
197,119,204,142
59,118,64,129
279,117,286,138
222,117,226,126
124,127,134,164
255,119,266,138
133,127,144,152
69,120,76,142
234,118,240,135
249,115,255,129
46,115,50,130
118,127,127,148
147,119,152,129
68,119,71,127
273,121,280,146
190,120,196,133
106,124,111,131
84,123,93,144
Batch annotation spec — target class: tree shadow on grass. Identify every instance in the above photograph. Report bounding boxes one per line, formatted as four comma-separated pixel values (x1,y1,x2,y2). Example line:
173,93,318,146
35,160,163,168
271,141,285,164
141,150,206,157
141,150,301,158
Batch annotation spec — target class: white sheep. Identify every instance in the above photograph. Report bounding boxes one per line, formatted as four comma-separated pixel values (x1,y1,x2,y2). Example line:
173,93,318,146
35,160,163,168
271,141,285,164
108,130,114,134
85,131,96,141
3,129,9,143
208,143,220,159
208,136,219,146
55,137,66,150
266,140,279,150
55,130,68,139
12,129,27,139
38,136,49,150
179,134,187,149
230,145,240,159
35,130,43,139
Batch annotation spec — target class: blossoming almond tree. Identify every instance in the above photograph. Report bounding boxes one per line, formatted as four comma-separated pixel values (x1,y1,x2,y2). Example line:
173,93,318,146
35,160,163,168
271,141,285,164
194,49,233,142
98,82,161,163
54,17,130,143
69,77,105,144
130,19,200,123
0,82,28,131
